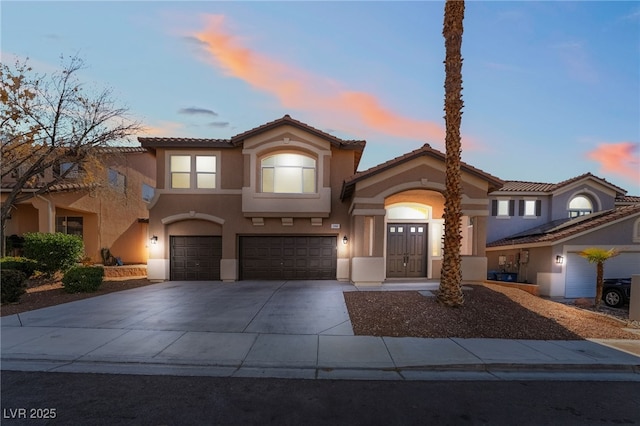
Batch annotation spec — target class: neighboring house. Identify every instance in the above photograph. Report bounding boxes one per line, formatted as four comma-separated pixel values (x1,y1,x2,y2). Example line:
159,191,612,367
1,147,156,264
139,115,503,285
486,173,640,298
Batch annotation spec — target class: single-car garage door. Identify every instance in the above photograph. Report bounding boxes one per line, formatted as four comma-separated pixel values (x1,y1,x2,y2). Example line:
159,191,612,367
240,236,336,280
170,236,222,281
565,252,640,298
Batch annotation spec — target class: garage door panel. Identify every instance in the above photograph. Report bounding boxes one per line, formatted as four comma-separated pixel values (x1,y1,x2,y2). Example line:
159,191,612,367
565,252,640,298
170,236,221,281
240,236,336,280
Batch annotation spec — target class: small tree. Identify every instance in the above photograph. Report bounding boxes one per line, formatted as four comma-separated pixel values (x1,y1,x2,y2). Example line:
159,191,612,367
578,247,619,308
0,55,141,255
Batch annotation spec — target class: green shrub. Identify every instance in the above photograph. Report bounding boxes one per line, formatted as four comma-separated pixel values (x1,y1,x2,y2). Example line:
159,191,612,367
0,257,39,278
62,266,104,293
1,269,27,304
23,232,84,275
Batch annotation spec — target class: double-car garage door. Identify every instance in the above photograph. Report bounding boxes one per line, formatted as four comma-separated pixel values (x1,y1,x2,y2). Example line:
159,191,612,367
170,235,337,281
240,236,337,280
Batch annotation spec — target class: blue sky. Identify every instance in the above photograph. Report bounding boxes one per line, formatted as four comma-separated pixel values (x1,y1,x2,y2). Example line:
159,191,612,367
2,1,639,194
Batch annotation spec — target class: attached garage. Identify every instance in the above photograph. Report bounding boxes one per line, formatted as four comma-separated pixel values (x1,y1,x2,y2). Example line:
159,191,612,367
565,252,640,298
240,236,337,280
170,236,222,281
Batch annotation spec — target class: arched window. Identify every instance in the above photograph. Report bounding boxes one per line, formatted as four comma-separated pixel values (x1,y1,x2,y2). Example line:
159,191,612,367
568,195,593,218
261,153,316,193
386,203,431,221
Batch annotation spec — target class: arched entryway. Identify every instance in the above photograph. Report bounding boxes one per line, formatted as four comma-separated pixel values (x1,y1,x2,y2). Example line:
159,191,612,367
384,190,445,279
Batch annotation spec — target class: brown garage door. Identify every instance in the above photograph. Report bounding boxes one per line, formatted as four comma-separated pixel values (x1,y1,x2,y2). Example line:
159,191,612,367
170,236,221,281
240,236,336,280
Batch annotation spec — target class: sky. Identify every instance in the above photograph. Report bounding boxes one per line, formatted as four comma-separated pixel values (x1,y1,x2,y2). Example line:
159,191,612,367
2,1,639,194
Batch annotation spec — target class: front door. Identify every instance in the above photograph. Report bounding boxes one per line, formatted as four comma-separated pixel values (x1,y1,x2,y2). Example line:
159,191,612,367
387,224,427,278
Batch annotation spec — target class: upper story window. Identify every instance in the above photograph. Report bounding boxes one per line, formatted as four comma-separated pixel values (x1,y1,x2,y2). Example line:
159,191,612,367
142,183,155,202
108,168,126,193
568,195,592,218
491,199,514,218
261,153,316,194
170,155,217,189
56,162,81,179
519,199,541,217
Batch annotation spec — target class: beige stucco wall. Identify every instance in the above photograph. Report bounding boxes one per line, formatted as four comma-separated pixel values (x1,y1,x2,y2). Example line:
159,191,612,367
147,132,358,281
3,151,156,264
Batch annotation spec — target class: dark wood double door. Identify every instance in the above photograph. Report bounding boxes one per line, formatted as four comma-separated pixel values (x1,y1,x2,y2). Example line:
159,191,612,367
386,223,428,278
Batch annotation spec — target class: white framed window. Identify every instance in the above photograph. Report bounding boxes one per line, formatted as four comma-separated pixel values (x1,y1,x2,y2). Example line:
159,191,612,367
261,153,316,194
492,199,514,217
169,154,217,189
634,218,640,243
519,199,541,218
568,195,592,218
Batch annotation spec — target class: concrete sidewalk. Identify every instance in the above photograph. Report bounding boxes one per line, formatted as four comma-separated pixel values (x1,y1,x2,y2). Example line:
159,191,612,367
2,280,639,381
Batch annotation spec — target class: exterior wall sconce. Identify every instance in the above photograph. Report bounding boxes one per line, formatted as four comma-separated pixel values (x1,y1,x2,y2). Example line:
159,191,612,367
150,236,158,245
555,255,564,265
342,235,348,245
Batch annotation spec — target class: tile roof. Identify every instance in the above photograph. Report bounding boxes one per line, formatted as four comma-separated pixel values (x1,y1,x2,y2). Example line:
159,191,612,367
137,115,366,168
229,115,366,149
340,143,504,199
138,138,234,149
616,195,640,204
487,204,640,248
495,172,627,195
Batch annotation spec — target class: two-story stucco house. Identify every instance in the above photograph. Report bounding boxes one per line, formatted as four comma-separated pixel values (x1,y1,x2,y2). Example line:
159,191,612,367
140,115,503,286
485,173,640,298
1,147,156,264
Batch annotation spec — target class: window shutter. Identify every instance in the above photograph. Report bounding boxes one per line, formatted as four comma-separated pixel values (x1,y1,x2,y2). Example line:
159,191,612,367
535,200,542,216
509,200,515,217
518,200,525,216
491,200,498,216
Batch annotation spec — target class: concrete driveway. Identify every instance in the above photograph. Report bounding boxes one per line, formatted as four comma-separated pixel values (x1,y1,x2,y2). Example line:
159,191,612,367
2,280,357,335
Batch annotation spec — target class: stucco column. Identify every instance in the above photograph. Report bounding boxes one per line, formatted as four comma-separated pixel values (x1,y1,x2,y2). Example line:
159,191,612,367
473,215,487,256
30,196,55,233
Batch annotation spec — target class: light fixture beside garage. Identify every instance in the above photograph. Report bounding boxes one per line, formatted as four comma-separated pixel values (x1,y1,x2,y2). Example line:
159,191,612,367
555,255,564,265
342,235,348,245
150,235,158,245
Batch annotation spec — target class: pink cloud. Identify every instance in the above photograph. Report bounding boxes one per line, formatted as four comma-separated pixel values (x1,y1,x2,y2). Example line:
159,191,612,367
191,14,459,147
586,142,640,183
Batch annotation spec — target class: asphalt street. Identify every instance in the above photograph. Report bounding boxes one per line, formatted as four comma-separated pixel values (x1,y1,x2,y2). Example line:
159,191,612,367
2,371,639,425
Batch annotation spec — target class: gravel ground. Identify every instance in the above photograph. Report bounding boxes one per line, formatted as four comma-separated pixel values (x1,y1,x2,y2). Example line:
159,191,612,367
344,283,639,340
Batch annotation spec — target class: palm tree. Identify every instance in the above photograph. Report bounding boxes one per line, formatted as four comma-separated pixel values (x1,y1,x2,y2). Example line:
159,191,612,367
578,247,620,308
438,0,465,307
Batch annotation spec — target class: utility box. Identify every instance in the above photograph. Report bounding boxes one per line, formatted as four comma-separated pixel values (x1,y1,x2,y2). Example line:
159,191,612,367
630,275,640,321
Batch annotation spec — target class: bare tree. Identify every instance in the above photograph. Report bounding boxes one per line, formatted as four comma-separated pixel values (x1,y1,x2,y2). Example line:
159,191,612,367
0,56,142,255
438,0,465,307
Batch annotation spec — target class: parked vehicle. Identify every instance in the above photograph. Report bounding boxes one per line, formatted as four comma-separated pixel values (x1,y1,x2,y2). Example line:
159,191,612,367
602,278,631,308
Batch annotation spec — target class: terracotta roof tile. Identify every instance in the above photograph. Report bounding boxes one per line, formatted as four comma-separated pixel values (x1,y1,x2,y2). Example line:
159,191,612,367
616,195,640,204
229,115,366,149
494,172,627,195
340,143,504,199
487,204,640,247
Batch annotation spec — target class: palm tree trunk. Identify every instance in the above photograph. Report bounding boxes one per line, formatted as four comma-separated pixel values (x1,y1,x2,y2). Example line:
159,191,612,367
595,261,603,308
438,0,465,307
